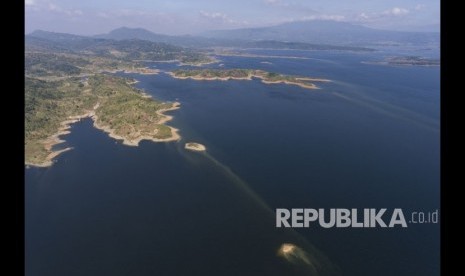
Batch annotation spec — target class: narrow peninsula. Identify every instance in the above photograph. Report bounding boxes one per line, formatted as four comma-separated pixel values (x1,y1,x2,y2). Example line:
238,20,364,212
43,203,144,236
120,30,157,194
168,69,330,90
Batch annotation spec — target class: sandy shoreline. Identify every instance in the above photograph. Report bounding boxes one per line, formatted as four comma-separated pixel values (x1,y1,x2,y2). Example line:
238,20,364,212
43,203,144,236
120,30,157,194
27,101,181,167
261,79,318,89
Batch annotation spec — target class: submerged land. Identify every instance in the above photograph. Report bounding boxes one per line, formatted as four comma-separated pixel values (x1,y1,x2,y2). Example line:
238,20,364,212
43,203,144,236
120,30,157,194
169,69,330,90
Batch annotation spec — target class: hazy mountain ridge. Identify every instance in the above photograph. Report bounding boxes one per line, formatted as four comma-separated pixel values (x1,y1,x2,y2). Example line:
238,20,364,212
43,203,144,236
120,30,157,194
93,26,375,51
94,27,229,48
28,19,440,52
203,20,439,46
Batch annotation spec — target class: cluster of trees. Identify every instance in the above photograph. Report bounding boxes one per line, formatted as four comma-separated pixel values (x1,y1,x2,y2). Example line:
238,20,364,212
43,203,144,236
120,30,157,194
25,53,88,76
25,78,63,138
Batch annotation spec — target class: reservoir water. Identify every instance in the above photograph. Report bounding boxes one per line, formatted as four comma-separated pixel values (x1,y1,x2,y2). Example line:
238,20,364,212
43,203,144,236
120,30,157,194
26,49,440,276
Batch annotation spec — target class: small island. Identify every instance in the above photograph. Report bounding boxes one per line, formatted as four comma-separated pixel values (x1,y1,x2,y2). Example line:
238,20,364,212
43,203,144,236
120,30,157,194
184,142,206,152
168,69,330,90
277,243,312,265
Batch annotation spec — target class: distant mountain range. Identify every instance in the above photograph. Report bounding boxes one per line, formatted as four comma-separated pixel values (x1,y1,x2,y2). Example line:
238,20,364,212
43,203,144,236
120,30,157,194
92,27,374,51
94,27,222,48
202,20,439,46
28,20,439,51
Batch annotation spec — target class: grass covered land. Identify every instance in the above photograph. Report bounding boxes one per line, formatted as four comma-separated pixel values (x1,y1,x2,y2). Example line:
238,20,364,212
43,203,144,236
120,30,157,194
25,74,179,166
169,68,330,89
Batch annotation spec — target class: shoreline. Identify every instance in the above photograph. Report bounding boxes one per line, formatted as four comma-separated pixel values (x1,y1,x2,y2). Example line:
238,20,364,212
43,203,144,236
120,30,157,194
26,147,74,168
26,104,100,167
26,101,181,168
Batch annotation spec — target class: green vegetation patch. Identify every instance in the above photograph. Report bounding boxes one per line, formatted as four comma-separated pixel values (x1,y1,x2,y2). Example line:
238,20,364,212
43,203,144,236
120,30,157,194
25,74,176,165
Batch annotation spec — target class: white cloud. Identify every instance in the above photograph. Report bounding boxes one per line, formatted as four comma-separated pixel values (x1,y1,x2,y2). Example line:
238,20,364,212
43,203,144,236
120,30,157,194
383,7,409,16
199,10,237,24
112,9,148,17
48,3,60,12
198,10,250,28
46,2,83,16
302,14,346,21
415,4,426,11
25,0,35,6
96,9,149,19
358,12,370,20
354,7,410,23
97,12,110,18
263,0,283,5
200,11,229,21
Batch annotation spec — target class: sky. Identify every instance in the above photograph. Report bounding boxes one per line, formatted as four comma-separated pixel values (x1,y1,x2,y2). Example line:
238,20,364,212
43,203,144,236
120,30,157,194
25,0,440,35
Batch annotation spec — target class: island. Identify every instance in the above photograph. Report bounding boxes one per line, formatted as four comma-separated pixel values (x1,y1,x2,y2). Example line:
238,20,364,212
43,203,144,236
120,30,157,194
184,142,206,152
168,69,330,90
365,56,440,67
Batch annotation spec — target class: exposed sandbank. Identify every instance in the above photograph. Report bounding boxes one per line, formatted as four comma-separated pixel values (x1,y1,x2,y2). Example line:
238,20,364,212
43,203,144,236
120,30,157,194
184,142,206,152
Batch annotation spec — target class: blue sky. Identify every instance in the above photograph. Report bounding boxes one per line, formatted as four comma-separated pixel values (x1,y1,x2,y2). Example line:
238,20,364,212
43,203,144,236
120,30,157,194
25,0,440,35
